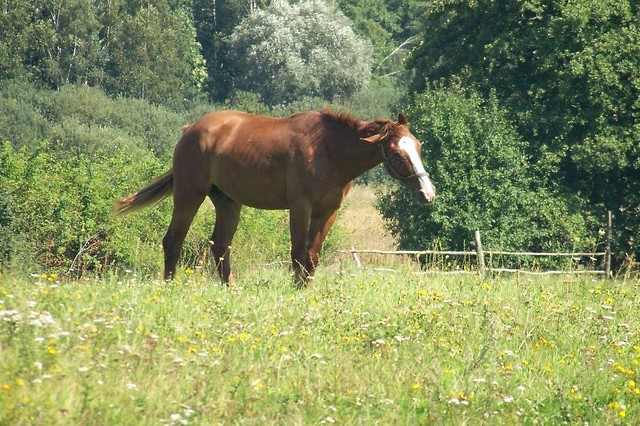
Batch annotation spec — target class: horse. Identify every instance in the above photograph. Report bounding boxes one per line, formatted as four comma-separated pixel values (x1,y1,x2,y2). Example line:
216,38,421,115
114,109,435,285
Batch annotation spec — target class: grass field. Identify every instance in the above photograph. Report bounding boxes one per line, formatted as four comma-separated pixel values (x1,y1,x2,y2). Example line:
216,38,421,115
1,267,639,425
2,187,639,425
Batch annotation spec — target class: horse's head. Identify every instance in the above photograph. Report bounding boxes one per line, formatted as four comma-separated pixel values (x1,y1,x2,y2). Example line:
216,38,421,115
360,114,436,203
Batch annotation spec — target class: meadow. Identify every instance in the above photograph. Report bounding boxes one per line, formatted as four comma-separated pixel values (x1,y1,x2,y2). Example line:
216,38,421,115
1,265,639,425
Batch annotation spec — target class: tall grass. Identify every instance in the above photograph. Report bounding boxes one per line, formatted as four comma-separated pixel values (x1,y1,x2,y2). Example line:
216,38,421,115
1,266,639,424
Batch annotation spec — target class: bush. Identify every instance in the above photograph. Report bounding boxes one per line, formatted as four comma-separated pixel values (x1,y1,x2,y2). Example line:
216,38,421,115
378,86,595,268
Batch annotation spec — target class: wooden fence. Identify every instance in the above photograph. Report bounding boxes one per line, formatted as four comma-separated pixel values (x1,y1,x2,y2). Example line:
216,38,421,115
343,211,613,278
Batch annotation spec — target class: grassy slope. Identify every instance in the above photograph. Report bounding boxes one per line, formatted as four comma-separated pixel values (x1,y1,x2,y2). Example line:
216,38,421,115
338,185,396,252
1,268,639,425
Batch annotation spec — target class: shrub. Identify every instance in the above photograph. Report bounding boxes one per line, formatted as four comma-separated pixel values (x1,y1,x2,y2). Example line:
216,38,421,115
378,86,594,268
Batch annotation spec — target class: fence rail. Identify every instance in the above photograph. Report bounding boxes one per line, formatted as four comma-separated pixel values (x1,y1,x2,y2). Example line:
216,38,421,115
342,213,613,278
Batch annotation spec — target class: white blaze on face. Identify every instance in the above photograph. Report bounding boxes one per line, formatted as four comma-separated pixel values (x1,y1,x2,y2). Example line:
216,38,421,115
398,136,436,201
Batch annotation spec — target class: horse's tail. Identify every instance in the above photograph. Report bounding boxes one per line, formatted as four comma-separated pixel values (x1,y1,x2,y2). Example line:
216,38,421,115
113,169,174,215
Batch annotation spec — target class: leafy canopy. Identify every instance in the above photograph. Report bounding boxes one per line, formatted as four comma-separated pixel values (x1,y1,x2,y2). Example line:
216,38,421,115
228,0,373,105
404,0,639,260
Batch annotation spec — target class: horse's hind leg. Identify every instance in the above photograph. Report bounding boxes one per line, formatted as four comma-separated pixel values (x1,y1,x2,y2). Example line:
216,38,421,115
289,201,313,286
209,189,242,284
163,192,205,280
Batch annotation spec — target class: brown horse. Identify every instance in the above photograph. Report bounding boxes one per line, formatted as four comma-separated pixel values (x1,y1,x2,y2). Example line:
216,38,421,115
114,109,435,284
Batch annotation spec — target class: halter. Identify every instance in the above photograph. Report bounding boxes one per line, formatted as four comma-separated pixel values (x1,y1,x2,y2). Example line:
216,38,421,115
381,143,430,182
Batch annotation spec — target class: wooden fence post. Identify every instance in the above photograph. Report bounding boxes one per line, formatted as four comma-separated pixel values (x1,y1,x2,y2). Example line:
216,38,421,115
351,246,362,268
474,230,486,275
605,210,612,279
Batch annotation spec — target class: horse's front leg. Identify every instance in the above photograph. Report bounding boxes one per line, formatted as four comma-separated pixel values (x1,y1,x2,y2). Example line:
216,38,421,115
289,202,312,286
306,209,340,278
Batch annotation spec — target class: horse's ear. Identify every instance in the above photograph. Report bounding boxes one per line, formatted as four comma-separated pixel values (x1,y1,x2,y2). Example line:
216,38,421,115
358,120,387,143
398,113,408,125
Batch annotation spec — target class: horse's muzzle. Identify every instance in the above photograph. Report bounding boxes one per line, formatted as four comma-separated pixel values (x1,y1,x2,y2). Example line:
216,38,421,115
413,173,436,204
415,187,436,204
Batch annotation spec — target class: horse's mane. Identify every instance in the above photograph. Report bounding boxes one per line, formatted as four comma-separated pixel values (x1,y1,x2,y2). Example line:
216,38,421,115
320,107,362,131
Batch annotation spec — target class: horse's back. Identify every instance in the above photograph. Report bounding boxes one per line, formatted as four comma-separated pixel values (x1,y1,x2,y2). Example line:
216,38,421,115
172,110,323,209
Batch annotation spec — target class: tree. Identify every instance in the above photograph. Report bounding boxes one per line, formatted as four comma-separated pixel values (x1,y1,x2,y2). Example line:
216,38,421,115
378,86,591,265
0,0,103,87
104,1,207,106
227,0,373,105
192,0,270,101
407,0,640,261
335,0,425,78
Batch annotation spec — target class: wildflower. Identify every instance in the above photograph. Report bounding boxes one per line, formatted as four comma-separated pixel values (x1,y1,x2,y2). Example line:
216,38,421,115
448,390,469,405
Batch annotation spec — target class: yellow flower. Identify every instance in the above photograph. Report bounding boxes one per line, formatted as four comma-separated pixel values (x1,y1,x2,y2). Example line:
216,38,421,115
47,346,58,356
412,383,422,390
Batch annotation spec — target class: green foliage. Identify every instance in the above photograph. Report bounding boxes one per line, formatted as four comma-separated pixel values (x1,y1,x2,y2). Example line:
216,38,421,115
378,86,594,266
336,0,425,78
0,0,206,106
104,1,207,106
0,82,294,276
0,1,104,86
407,0,640,261
0,80,187,158
227,0,373,105
0,141,165,273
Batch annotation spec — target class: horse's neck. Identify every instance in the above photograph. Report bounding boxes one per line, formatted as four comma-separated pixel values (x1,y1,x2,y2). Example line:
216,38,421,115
327,136,382,182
